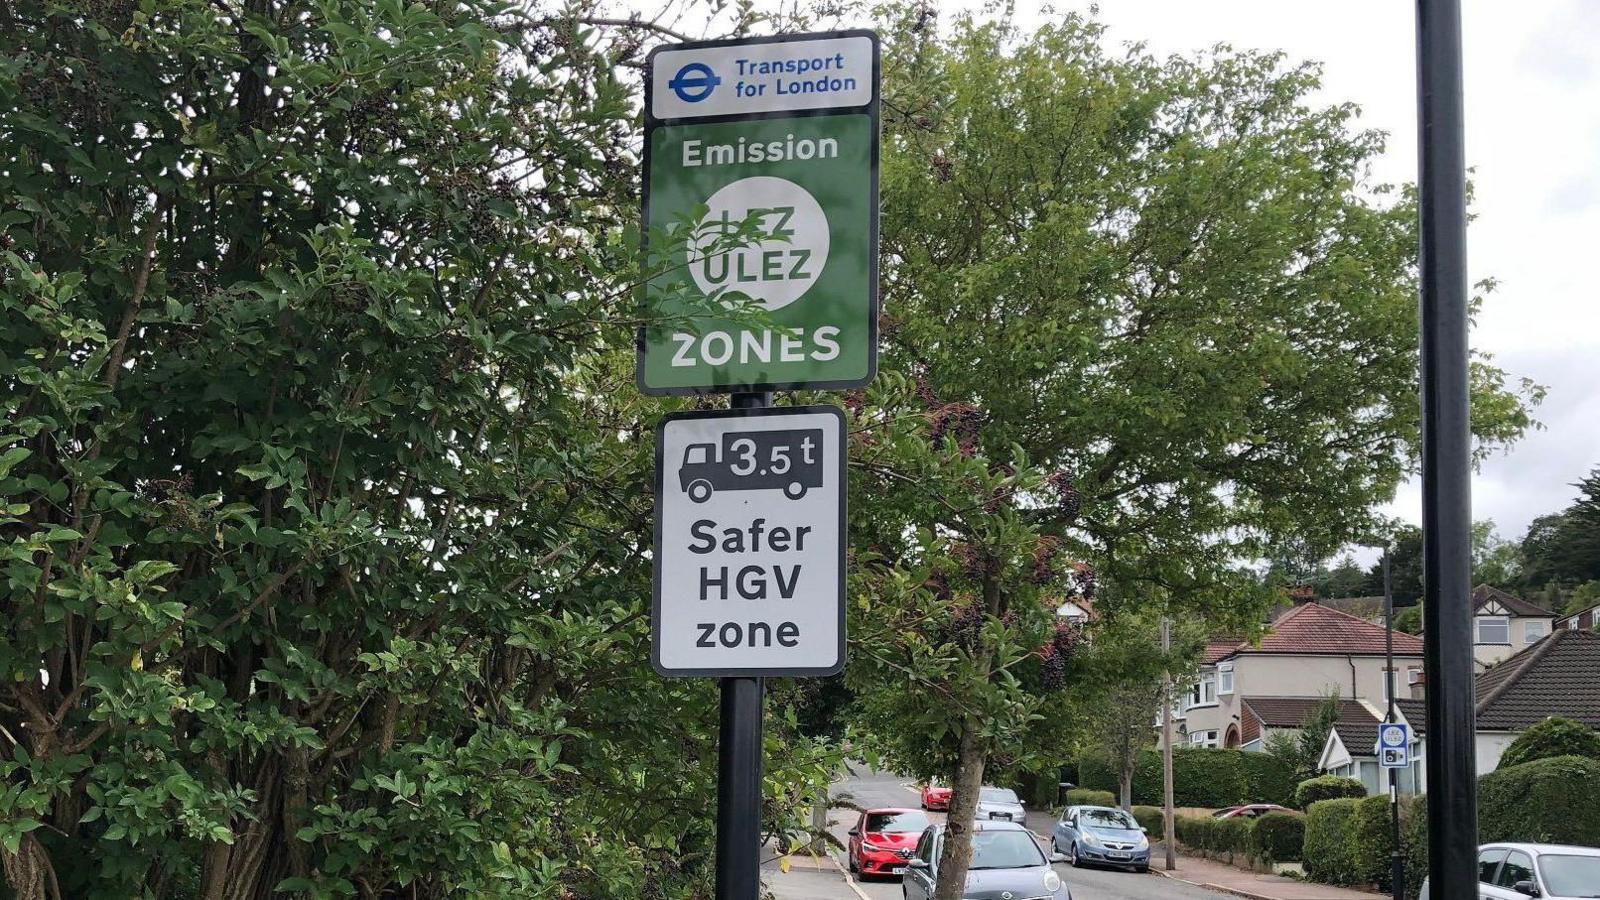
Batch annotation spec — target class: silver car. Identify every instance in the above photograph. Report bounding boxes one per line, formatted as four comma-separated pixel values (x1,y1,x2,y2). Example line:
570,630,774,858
902,821,1070,900
1419,843,1600,899
974,786,1026,822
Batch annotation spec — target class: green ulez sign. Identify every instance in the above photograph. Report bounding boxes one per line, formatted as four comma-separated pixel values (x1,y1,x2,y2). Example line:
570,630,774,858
638,32,880,394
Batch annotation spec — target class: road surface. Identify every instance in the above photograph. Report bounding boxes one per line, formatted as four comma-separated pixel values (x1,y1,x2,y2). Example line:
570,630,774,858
790,766,1235,900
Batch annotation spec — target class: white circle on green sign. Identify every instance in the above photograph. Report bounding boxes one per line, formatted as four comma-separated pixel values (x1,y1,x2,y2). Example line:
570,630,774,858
688,176,829,311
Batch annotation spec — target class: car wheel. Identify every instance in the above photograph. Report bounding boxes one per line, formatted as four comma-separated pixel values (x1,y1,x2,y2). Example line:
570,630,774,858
848,853,857,874
1136,864,1149,874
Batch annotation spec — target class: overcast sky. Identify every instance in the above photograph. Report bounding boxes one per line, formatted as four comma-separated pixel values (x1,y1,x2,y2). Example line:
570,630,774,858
941,1,1600,559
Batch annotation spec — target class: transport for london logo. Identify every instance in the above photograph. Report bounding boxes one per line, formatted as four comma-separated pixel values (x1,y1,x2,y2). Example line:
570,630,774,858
668,62,720,103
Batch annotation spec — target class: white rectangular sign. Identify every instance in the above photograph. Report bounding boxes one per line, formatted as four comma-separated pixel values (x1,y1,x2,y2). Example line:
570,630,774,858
652,406,845,676
649,34,874,121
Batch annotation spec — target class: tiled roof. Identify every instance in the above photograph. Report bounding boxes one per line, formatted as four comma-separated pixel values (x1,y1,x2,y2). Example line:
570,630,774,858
1474,629,1600,731
1242,696,1374,729
1471,585,1553,619
1203,638,1243,665
1215,603,1425,660
1393,698,1428,735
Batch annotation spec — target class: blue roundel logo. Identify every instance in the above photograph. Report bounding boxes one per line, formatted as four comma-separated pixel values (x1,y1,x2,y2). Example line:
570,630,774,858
668,62,721,103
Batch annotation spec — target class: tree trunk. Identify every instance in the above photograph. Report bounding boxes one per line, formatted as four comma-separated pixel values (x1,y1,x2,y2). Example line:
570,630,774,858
931,718,987,900
1,833,56,900
1119,765,1134,811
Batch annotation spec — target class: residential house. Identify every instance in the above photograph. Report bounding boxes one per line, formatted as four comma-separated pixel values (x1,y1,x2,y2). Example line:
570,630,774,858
1555,602,1599,632
1167,603,1426,750
1318,697,1428,795
1471,585,1556,668
1319,629,1600,793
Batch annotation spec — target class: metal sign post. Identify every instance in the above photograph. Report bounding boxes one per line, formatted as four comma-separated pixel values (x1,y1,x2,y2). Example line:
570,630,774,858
1415,1,1478,897
641,32,879,899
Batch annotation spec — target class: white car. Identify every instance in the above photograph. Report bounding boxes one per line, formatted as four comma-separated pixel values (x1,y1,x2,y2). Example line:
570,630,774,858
973,786,1026,822
1419,843,1600,899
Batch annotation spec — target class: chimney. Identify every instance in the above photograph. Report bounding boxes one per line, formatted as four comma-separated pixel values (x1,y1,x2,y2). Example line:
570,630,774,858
1409,671,1426,701
1289,585,1317,605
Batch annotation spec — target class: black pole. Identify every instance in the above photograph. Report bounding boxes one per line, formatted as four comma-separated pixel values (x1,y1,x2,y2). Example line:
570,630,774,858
716,391,771,900
1384,550,1405,898
1415,2,1478,899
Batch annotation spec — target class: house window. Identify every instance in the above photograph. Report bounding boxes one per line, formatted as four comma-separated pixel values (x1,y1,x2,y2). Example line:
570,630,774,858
1570,619,1580,631
1475,616,1510,645
1218,663,1234,696
1188,730,1219,748
1524,620,1547,644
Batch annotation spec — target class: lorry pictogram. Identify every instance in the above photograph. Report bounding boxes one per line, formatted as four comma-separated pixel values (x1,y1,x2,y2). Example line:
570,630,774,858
679,428,823,502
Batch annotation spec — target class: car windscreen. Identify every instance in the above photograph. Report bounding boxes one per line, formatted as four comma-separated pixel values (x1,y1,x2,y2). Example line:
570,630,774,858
979,788,1018,803
1538,854,1600,896
865,811,929,833
968,830,1045,869
1079,808,1137,829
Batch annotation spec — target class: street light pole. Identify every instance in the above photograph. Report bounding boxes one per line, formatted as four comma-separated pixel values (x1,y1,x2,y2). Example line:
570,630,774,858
1160,618,1175,872
1384,549,1405,899
1415,1,1478,898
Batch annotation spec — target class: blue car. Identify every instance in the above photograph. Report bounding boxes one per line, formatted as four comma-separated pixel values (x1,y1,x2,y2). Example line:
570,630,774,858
1051,805,1150,872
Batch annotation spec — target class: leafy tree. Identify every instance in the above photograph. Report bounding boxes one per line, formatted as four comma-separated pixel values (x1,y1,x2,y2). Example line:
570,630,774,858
858,5,1535,895
1266,693,1343,784
1498,717,1600,768
1520,467,1600,590
0,2,838,897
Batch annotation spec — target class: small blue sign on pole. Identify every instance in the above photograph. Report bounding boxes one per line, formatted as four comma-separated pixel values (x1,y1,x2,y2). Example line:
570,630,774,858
1377,722,1411,769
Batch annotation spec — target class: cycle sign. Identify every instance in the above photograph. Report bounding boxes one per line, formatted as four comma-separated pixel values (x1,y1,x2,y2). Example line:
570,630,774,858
638,31,880,394
652,406,845,676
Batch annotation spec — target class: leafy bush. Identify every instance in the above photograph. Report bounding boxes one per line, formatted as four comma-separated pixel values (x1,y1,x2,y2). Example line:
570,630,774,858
1303,798,1362,884
1132,805,1165,835
1173,814,1251,858
1349,795,1398,888
1079,748,1295,806
1295,775,1368,808
1478,755,1600,845
1498,717,1600,768
1062,788,1118,808
1250,811,1305,863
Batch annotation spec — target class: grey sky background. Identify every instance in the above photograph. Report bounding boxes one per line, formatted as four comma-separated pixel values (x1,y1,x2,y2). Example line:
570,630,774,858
645,0,1600,561
938,1,1600,562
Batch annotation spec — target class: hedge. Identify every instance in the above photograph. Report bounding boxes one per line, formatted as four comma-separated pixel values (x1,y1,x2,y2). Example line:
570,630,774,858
1349,795,1397,889
1079,748,1295,807
1250,811,1305,863
1062,788,1117,809
1498,717,1600,769
1479,754,1600,845
1294,775,1367,808
1131,805,1164,836
1303,798,1362,884
1172,814,1251,861
1319,756,1600,897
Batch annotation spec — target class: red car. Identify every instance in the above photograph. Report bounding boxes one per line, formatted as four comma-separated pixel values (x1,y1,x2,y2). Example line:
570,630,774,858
1213,803,1294,820
919,781,951,811
847,808,929,877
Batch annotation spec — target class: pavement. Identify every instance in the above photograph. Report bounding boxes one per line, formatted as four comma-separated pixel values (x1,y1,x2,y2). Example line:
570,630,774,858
763,766,1266,900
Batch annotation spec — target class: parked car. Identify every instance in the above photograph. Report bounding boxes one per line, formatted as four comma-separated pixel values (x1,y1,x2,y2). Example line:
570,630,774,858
1213,804,1294,820
1051,805,1151,872
846,808,928,878
902,821,1070,900
1419,842,1600,899
974,786,1026,822
920,780,951,811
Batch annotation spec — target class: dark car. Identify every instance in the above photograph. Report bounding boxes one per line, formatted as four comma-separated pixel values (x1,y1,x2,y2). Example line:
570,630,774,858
1051,805,1150,872
902,820,1071,900
847,808,928,878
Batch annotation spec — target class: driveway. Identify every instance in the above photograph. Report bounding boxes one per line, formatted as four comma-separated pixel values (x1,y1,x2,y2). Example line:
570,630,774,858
765,766,1237,900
